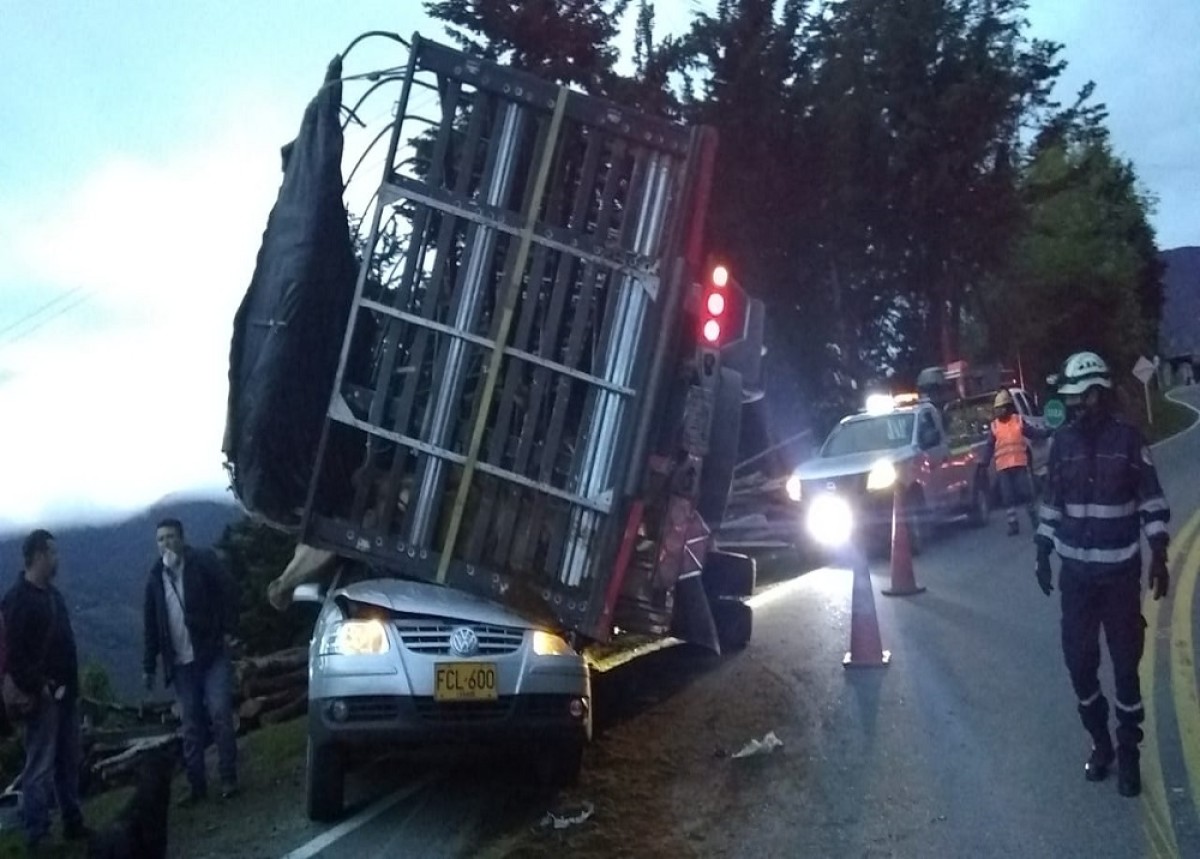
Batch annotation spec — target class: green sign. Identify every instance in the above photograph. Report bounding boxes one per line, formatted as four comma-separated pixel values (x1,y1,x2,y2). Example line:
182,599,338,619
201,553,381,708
1044,398,1067,429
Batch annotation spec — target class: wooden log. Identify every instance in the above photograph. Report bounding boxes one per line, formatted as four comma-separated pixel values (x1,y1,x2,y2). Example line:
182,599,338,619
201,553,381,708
242,667,308,699
92,733,178,780
238,688,297,723
236,647,309,678
260,692,308,725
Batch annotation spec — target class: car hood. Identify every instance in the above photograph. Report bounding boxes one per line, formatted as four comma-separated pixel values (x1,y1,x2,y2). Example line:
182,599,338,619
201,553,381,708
796,447,913,482
334,578,540,631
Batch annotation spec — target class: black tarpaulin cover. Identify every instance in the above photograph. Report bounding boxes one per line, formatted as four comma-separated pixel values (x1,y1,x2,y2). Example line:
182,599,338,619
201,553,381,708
222,56,358,528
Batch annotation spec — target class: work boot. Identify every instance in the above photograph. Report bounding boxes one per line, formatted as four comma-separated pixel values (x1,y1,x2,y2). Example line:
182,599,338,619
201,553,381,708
1085,736,1115,782
1007,516,1019,537
1117,746,1141,797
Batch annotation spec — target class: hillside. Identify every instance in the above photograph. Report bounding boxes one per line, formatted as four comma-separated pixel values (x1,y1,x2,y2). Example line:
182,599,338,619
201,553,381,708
0,498,242,700
1160,246,1200,359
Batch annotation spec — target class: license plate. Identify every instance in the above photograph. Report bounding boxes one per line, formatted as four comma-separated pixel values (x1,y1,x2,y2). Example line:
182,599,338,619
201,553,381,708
434,662,498,702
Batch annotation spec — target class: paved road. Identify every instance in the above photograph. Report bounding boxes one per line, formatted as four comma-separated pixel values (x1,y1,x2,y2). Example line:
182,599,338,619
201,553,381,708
268,387,1200,858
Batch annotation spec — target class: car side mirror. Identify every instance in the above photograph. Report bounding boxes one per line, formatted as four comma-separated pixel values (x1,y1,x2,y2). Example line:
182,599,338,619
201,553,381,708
292,582,324,604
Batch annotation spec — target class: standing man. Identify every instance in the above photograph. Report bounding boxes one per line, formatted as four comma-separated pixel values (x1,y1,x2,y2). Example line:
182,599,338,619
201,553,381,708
143,518,240,804
1,529,89,853
980,389,1052,536
1035,351,1171,797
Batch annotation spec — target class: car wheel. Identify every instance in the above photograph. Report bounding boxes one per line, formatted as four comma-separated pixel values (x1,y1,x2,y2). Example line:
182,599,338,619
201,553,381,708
711,597,753,652
306,738,345,822
702,551,756,600
907,491,929,556
536,738,585,789
968,474,990,528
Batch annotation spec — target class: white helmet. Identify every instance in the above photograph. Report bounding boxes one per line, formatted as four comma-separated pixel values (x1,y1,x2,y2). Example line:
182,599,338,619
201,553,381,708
1058,351,1112,395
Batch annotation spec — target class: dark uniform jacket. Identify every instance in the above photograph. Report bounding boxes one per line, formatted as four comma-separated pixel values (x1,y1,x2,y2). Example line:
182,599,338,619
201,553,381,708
1036,414,1170,575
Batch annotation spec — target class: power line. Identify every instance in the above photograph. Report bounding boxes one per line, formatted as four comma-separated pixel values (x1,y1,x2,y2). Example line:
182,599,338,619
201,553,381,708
0,292,95,350
0,286,90,340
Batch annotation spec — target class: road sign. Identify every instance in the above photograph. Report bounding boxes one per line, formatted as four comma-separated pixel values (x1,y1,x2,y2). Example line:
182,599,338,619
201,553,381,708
1133,356,1156,385
1133,355,1156,424
1044,398,1067,429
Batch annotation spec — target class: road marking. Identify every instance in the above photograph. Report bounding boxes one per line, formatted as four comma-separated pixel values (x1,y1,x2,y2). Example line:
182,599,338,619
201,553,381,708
1171,512,1200,829
280,773,438,859
1141,509,1200,858
1154,390,1200,449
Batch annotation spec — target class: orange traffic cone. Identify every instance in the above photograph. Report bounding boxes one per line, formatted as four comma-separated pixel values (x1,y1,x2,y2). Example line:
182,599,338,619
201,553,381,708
883,487,926,597
844,551,890,668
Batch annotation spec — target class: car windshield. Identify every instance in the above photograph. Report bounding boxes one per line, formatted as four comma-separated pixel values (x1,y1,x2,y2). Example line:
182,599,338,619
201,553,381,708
943,397,992,446
821,414,915,457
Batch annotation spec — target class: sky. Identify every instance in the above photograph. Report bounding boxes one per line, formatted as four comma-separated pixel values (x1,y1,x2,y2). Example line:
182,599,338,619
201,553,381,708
0,1,1196,533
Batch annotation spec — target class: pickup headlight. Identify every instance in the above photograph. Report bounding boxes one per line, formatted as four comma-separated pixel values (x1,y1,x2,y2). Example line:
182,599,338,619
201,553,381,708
866,460,897,492
785,475,803,502
319,619,391,656
532,630,575,657
806,494,854,547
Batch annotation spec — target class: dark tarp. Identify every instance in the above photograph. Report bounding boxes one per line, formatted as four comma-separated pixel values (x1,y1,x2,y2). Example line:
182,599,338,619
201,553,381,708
222,56,358,528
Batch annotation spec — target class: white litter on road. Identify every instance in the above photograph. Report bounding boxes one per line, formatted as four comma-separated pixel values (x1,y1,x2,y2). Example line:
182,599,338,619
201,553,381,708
731,730,784,759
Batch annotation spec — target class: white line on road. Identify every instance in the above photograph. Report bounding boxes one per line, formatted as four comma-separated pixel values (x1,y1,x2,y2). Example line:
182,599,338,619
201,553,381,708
280,773,438,859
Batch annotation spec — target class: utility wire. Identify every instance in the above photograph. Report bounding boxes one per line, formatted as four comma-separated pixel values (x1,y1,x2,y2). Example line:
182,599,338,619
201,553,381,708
0,286,91,340
0,291,95,350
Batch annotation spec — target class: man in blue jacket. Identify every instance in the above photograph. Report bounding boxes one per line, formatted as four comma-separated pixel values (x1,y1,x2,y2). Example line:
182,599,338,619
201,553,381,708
1035,351,1171,798
143,518,240,804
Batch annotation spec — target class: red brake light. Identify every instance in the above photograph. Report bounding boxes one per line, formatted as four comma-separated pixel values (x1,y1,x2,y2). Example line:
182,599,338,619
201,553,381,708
711,265,729,288
706,291,726,316
703,319,721,343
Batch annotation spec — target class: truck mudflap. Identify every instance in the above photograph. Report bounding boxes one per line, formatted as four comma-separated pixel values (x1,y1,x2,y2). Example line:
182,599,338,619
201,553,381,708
277,34,714,637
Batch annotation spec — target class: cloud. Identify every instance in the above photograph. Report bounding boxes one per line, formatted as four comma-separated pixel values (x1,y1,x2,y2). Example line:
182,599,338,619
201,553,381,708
0,95,297,528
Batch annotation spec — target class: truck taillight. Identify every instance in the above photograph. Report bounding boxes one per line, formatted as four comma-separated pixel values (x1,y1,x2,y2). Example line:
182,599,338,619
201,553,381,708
701,263,729,345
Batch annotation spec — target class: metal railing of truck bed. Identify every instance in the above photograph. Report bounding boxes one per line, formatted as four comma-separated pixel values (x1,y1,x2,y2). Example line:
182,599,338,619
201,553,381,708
302,35,706,632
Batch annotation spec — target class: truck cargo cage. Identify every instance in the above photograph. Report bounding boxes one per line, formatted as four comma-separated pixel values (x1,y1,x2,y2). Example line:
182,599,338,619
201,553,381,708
302,35,705,633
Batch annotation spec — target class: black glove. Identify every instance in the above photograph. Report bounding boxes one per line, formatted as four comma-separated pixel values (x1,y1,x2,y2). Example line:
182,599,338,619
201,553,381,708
1035,548,1054,596
1149,543,1170,601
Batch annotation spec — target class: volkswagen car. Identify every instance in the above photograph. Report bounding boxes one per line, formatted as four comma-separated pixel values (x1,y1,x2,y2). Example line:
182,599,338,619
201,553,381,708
294,571,592,821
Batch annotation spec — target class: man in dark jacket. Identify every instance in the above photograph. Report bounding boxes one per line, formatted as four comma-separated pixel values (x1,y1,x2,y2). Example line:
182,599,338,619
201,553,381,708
1035,351,1171,798
1,529,89,852
143,518,239,803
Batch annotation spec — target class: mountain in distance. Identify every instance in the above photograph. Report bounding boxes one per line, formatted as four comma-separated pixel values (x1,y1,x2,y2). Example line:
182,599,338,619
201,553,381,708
0,496,242,700
1160,246,1200,360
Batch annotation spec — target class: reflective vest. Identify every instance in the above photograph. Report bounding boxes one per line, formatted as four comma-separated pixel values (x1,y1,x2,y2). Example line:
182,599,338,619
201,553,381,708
992,417,1027,471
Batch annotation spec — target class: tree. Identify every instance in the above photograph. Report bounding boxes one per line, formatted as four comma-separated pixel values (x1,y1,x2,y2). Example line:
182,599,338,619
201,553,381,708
424,0,633,94
979,139,1163,384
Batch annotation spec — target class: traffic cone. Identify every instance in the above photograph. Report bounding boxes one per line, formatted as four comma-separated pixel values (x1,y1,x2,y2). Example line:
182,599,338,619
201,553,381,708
883,487,926,597
844,551,890,669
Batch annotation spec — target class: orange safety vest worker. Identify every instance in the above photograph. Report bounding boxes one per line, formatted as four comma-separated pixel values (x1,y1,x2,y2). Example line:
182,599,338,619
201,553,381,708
991,416,1027,471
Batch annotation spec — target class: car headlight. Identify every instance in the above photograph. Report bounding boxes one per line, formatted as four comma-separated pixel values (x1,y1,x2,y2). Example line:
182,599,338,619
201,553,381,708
319,619,391,656
785,475,803,502
532,630,575,657
866,460,897,491
806,494,854,548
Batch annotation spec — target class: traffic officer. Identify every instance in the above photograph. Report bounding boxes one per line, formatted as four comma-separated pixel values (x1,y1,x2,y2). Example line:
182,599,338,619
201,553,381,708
1035,351,1170,797
981,389,1051,536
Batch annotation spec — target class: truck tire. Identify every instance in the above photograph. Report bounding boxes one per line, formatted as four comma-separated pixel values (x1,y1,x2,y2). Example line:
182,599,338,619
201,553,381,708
535,738,584,789
711,597,752,652
702,550,756,600
696,367,743,526
306,738,345,822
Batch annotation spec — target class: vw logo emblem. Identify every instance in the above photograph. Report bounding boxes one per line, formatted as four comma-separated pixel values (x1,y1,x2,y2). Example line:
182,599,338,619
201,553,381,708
826,481,837,491
449,626,479,657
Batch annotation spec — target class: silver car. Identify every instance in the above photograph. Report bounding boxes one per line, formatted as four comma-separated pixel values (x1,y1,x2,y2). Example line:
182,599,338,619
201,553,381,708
294,574,592,821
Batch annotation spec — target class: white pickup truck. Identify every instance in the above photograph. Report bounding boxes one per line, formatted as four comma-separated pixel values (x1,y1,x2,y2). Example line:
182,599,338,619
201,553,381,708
788,394,991,553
